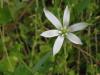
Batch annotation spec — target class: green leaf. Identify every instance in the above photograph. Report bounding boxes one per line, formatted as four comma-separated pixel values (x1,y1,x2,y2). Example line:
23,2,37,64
87,64,96,75
76,0,89,14
0,6,12,25
8,0,26,20
97,53,100,61
68,70,75,75
13,63,32,75
0,55,18,72
33,51,52,72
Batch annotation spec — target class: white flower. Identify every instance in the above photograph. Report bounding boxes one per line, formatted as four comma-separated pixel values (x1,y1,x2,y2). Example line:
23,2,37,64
41,6,88,56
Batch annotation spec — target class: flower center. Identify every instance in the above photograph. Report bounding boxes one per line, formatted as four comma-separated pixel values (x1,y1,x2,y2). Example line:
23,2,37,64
59,28,69,36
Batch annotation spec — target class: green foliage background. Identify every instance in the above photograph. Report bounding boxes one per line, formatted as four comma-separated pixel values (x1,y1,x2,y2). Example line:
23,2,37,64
0,0,100,75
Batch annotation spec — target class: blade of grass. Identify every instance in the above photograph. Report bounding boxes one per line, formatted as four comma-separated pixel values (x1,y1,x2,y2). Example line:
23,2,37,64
33,51,52,72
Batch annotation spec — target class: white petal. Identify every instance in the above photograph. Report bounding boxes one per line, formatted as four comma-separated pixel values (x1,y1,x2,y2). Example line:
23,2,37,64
53,36,64,56
41,30,59,38
69,22,88,32
67,33,82,45
44,8,62,29
63,6,70,28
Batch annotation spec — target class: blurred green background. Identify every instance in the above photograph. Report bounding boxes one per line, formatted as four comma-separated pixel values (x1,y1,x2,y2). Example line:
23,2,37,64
0,0,100,75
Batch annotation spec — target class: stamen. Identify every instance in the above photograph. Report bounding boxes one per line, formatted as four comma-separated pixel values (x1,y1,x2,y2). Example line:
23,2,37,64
58,28,69,37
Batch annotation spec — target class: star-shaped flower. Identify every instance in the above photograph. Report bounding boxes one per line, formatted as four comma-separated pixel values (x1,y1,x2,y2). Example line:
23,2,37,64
41,6,88,56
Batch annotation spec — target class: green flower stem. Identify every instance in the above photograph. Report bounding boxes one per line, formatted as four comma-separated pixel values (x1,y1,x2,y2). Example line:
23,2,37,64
77,49,80,75
64,41,67,74
88,27,95,75
31,0,39,55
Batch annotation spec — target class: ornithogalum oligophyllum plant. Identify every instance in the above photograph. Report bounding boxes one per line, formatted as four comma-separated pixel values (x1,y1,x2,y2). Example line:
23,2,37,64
41,6,88,56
